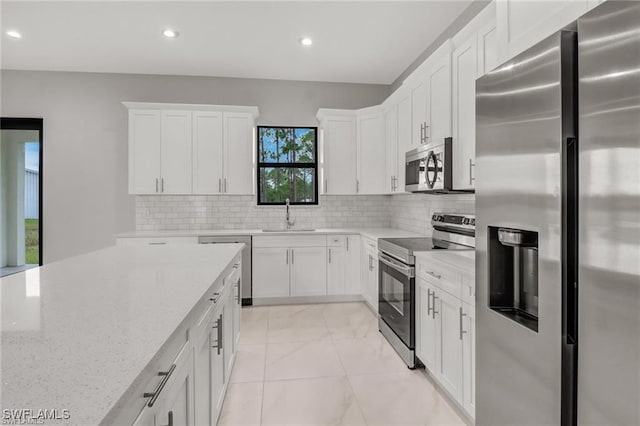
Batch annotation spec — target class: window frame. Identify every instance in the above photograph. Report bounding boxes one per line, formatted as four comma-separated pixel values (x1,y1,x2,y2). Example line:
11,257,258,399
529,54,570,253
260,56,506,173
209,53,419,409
256,125,319,206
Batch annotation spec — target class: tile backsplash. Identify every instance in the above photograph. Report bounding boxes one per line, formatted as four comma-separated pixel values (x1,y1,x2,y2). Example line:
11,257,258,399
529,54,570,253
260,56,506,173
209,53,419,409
135,193,475,233
389,193,475,235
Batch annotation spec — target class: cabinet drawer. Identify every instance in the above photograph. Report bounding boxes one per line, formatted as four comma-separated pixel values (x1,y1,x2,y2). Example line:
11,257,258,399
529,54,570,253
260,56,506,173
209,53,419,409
327,235,346,247
362,236,377,251
116,237,198,246
417,256,463,299
253,235,327,248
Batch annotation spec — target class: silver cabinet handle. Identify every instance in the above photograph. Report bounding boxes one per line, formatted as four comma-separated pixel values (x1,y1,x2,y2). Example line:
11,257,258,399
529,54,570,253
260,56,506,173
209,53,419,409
165,411,174,426
356,180,359,193
224,178,227,193
426,270,442,280
143,364,176,407
149,242,166,245
219,178,222,193
432,293,439,319
459,307,467,340
212,314,222,354
420,123,424,144
286,249,289,265
325,179,328,194
235,279,241,304
427,288,433,316
469,158,476,184
291,249,294,264
328,248,332,264
209,291,221,303
155,178,159,193
346,237,349,252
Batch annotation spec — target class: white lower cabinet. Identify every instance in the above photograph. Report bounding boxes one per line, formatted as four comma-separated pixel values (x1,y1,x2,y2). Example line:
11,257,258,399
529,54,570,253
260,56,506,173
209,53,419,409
290,247,327,296
327,235,361,295
327,245,346,295
416,255,475,420
462,301,475,417
361,238,378,313
253,247,290,298
133,256,241,426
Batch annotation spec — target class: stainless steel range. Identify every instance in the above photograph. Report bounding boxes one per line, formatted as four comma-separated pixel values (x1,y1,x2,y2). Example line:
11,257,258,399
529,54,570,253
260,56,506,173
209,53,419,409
378,213,475,368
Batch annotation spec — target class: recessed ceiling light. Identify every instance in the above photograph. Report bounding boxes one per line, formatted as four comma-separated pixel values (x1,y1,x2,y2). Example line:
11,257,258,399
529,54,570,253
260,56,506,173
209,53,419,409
163,29,179,39
6,30,22,39
299,37,313,47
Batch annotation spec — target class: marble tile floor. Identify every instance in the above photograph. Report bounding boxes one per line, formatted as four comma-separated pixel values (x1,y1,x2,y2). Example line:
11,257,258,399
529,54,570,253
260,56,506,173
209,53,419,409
218,302,468,426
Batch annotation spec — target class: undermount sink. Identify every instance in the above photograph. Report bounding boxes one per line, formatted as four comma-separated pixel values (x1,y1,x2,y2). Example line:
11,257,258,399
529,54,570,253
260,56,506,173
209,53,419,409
261,228,316,232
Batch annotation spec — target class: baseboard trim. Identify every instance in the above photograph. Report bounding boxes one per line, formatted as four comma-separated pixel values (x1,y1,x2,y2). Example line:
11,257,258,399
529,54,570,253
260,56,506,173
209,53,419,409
252,294,364,306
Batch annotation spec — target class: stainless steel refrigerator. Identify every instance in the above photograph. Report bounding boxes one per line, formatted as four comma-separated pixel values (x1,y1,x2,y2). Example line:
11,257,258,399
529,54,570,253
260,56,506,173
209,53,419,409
475,1,639,425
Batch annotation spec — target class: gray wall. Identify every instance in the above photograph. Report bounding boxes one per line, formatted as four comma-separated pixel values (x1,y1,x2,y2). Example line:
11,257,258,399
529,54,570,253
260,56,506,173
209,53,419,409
1,70,389,262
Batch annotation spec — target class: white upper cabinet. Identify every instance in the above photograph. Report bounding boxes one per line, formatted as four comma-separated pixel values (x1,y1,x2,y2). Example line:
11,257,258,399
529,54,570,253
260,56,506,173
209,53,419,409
426,44,453,145
397,95,411,191
411,79,429,146
161,110,193,194
193,111,224,194
496,0,589,63
128,109,161,194
318,111,358,195
384,105,399,193
125,103,258,196
478,20,498,76
357,108,387,194
452,35,478,191
223,112,255,195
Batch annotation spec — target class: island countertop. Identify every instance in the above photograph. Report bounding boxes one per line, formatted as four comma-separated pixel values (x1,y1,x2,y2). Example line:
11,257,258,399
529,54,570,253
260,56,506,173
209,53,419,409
1,243,244,425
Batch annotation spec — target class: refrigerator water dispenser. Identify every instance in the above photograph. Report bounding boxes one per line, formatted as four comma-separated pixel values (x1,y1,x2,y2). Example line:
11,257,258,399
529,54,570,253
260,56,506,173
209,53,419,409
488,227,539,332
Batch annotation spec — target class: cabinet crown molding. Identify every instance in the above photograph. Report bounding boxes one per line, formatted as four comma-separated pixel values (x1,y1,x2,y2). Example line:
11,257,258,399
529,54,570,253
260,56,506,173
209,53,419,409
122,102,259,118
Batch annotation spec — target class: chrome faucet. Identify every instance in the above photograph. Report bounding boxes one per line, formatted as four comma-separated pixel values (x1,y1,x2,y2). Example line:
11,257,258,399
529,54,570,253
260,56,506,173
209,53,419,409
285,198,295,229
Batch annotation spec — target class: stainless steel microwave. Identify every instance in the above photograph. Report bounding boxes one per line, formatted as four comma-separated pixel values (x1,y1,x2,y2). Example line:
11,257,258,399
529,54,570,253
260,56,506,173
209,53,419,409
405,137,452,193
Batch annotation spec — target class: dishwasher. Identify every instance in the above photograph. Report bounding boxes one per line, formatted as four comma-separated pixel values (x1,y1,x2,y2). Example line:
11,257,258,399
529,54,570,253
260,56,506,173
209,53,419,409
198,235,253,305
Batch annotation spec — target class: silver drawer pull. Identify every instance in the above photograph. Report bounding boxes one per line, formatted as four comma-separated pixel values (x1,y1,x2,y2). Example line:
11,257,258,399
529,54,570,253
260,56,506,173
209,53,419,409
426,271,442,280
459,307,467,340
209,292,221,303
143,364,176,407
149,242,167,245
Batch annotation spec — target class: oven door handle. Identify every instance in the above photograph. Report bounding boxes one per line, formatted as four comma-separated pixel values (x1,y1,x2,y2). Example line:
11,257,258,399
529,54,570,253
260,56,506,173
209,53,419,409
378,253,414,278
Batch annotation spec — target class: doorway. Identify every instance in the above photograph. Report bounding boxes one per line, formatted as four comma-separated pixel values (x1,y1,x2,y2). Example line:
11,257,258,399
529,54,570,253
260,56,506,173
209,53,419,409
1,118,43,277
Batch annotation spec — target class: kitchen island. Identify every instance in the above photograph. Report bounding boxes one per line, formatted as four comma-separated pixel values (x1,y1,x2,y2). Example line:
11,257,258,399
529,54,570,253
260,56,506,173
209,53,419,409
1,243,243,425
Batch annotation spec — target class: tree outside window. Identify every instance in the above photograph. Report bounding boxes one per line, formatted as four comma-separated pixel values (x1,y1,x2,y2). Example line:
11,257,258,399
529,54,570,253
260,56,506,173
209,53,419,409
257,126,318,205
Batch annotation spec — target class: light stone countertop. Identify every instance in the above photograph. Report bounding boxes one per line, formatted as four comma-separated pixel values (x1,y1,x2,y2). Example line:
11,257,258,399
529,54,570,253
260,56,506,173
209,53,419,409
1,243,244,426
414,249,476,275
115,227,425,241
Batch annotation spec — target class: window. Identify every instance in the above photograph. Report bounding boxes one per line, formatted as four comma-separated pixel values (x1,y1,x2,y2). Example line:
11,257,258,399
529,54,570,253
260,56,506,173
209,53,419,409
257,126,318,205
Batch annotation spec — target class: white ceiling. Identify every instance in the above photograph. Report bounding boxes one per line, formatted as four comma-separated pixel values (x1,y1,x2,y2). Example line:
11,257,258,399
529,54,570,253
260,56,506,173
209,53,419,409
0,1,473,85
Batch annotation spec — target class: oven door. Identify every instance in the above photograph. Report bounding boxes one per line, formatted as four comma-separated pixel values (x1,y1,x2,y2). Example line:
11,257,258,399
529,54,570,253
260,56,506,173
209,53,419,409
378,252,415,348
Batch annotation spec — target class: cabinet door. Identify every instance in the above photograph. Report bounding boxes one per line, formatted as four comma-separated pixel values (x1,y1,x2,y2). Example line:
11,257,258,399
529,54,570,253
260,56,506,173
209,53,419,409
193,321,212,426
210,313,225,423
223,112,254,195
192,111,224,194
357,113,386,194
417,278,437,371
435,290,463,402
253,247,290,298
129,109,161,194
223,292,235,375
345,235,361,295
385,106,399,193
159,346,195,426
426,53,452,144
327,246,346,295
291,247,327,296
462,302,476,418
497,0,588,62
323,116,357,194
161,110,193,194
477,22,498,77
411,79,428,146
361,247,379,313
397,95,411,191
452,36,478,190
